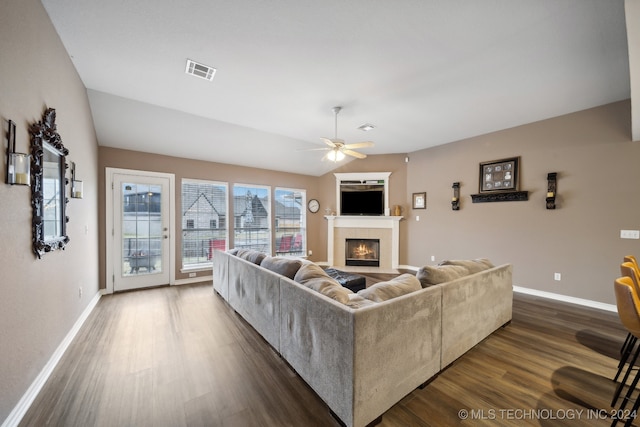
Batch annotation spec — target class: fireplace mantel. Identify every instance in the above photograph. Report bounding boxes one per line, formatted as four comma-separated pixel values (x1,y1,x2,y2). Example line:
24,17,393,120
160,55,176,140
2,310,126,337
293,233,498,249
326,215,402,270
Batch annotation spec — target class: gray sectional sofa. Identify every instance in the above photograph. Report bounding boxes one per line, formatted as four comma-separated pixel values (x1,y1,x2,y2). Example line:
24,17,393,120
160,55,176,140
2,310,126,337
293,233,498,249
212,249,512,427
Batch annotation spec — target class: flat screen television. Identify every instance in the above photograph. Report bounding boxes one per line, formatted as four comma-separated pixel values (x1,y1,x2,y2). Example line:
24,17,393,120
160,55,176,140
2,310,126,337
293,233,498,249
340,185,384,216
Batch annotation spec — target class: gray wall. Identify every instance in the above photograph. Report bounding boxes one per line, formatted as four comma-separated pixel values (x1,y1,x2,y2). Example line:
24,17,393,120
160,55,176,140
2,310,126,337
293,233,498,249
0,0,99,422
404,100,635,305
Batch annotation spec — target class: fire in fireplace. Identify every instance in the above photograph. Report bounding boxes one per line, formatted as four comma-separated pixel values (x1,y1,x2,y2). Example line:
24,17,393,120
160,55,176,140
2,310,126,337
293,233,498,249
345,238,380,267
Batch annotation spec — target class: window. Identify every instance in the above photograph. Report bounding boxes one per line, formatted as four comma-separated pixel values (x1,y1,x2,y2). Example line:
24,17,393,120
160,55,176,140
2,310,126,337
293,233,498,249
181,179,228,268
274,188,306,256
233,184,270,253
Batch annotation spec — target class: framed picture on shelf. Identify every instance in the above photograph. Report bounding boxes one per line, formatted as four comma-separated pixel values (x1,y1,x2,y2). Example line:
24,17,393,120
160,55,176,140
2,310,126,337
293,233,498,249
412,192,426,209
479,157,520,193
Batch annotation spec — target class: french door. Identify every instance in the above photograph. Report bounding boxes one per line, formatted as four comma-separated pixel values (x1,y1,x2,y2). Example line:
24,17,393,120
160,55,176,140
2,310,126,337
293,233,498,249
106,168,175,292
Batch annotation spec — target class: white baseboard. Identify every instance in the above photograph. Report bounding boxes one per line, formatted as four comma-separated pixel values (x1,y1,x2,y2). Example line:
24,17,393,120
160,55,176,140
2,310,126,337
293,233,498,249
173,275,213,286
1,292,102,427
513,286,616,312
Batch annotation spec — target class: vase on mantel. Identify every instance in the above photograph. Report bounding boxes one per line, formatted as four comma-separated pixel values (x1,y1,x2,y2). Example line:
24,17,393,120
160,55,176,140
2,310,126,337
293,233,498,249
392,205,402,216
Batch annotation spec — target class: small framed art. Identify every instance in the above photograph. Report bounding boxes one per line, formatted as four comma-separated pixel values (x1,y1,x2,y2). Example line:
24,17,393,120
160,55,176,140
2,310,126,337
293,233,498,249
479,157,519,193
412,192,426,209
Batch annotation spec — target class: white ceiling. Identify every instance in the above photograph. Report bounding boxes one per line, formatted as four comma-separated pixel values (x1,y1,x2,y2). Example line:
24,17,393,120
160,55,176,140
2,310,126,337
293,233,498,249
41,0,630,176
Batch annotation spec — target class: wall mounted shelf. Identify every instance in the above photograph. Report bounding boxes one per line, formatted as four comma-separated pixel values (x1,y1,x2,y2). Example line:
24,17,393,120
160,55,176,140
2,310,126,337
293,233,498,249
471,191,529,203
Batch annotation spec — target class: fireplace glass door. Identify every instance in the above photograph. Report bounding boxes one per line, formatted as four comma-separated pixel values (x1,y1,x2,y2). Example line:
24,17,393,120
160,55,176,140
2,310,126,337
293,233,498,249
345,238,380,267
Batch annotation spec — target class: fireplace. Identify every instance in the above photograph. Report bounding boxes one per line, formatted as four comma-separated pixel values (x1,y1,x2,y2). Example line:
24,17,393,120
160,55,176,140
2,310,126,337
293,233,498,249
326,215,401,270
345,239,380,267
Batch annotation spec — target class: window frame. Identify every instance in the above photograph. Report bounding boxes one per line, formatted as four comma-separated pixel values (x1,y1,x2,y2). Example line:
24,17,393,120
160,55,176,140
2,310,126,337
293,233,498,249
274,187,307,257
181,178,229,271
232,183,272,254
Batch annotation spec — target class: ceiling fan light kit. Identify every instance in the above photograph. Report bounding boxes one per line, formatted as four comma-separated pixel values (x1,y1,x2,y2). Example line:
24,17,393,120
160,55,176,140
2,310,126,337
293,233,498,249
327,149,345,162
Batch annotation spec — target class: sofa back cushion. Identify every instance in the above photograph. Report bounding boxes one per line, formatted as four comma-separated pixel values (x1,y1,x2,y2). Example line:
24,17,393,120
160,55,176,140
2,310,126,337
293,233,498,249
416,265,469,287
357,273,421,302
236,249,267,265
438,258,494,274
293,263,352,304
260,256,302,279
302,277,353,304
293,262,332,283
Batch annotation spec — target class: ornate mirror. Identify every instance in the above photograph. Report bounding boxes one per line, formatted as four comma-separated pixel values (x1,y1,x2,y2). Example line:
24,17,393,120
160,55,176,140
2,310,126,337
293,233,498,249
30,108,69,258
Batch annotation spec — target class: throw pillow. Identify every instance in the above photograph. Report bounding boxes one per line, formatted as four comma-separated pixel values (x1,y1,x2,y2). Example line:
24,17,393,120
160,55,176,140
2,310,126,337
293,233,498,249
357,273,421,302
237,249,266,265
302,277,353,304
260,256,302,280
293,262,332,284
439,258,494,274
416,264,469,287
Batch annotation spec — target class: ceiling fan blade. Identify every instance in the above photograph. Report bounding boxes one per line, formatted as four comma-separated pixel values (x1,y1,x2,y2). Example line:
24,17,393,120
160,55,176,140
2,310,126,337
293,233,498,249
343,141,374,149
342,149,367,159
320,137,337,147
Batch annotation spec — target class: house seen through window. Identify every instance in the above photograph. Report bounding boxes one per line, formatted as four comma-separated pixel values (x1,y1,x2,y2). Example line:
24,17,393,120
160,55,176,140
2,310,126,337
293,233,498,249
233,184,271,253
274,187,306,256
181,179,228,268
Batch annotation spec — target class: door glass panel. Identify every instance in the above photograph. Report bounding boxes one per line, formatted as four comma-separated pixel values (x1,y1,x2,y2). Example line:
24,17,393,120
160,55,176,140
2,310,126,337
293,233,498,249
122,182,164,276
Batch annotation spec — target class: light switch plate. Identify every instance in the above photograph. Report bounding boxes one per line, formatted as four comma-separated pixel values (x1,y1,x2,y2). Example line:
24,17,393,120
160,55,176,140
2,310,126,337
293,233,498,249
621,230,640,239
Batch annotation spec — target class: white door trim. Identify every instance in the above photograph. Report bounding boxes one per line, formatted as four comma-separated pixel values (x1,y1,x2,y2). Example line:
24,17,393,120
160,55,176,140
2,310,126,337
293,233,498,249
105,167,176,294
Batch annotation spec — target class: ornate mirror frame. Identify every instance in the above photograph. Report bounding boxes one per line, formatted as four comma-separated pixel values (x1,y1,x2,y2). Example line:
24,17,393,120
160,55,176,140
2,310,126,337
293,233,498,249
30,108,70,258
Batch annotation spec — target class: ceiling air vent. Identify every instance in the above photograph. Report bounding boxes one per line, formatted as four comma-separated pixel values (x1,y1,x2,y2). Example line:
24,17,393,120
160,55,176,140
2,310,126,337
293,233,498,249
185,59,216,81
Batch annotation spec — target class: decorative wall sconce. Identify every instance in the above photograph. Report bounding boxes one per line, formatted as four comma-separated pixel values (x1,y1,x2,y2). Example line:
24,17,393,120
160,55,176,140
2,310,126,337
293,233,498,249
5,120,30,185
70,161,83,198
451,182,460,210
546,172,557,209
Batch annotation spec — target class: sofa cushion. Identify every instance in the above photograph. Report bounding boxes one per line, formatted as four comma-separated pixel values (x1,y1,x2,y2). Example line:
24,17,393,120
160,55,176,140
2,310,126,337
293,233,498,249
260,256,302,279
302,277,353,304
416,264,469,287
345,293,377,309
236,249,267,265
357,273,421,302
293,262,332,283
439,258,494,274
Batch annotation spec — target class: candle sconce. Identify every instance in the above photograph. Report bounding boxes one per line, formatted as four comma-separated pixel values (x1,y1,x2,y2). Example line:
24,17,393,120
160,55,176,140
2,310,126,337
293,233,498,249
451,182,460,210
546,172,557,209
5,120,30,185
70,161,83,198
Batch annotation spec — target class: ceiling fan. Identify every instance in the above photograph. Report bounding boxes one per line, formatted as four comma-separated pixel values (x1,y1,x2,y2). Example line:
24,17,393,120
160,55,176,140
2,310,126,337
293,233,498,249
317,106,374,162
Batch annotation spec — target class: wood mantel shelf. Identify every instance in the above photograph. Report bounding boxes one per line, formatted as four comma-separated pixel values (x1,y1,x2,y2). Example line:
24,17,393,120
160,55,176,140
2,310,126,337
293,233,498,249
471,191,529,203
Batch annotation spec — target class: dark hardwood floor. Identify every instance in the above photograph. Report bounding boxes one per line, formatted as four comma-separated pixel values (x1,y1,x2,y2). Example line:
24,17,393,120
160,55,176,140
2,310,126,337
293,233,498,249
19,280,633,427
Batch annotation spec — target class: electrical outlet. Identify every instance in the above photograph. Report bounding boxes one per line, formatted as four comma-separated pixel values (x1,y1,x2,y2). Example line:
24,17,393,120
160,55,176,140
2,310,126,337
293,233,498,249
308,250,313,256
431,255,435,262
78,286,83,299
416,216,420,221
621,230,640,239
554,273,561,281
189,272,196,278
